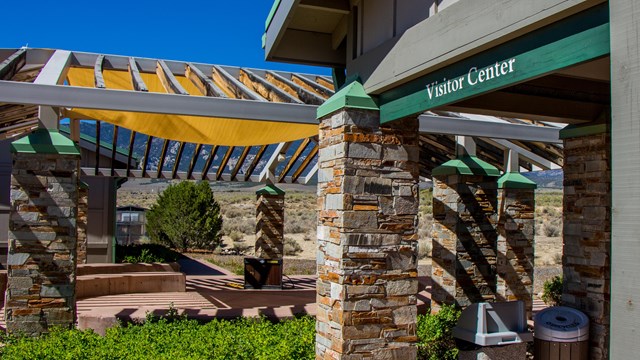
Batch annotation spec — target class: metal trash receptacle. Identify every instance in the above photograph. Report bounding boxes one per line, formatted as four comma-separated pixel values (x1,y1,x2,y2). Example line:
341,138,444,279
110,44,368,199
534,306,589,360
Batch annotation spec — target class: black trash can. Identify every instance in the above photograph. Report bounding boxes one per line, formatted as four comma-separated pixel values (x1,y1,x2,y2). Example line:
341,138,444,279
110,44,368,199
244,257,282,289
534,306,589,360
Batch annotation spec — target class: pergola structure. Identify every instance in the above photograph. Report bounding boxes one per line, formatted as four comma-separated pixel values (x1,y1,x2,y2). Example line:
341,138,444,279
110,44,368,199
0,47,563,337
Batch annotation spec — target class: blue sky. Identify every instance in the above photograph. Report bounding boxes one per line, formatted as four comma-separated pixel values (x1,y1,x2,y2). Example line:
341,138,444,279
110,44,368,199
4,1,330,75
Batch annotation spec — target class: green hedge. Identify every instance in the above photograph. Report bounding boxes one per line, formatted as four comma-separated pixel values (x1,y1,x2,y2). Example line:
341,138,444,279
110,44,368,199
0,306,460,360
115,244,182,264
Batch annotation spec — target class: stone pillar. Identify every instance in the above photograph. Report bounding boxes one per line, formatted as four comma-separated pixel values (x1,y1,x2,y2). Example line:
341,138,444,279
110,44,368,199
496,149,536,319
316,81,420,359
76,182,88,265
6,129,80,335
255,184,285,259
431,136,500,311
561,124,610,360
1,139,12,267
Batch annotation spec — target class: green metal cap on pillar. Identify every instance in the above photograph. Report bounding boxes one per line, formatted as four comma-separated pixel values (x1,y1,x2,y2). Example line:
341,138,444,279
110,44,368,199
256,184,285,196
10,129,80,155
497,172,538,189
432,155,500,177
316,77,378,119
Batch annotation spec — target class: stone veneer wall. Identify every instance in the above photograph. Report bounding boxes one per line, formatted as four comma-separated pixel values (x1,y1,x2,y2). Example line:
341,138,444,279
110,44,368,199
431,175,498,310
255,191,284,259
496,188,535,318
563,131,610,360
6,152,79,335
316,109,419,359
76,185,88,264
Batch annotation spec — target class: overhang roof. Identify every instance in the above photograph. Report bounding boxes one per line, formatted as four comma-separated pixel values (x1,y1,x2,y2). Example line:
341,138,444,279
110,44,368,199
0,47,563,185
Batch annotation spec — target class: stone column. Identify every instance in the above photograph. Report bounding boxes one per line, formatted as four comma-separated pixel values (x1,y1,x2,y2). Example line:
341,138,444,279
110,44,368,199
6,129,80,335
0,139,12,267
255,184,285,259
431,136,500,311
76,182,88,265
496,149,536,319
316,81,420,359
561,124,610,360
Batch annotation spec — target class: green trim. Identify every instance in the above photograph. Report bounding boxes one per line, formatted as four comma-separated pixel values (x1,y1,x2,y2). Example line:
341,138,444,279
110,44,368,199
497,172,537,189
559,123,608,139
261,33,267,49
11,129,80,155
79,181,89,190
379,4,610,123
265,0,282,31
317,80,379,119
432,155,500,177
256,184,285,196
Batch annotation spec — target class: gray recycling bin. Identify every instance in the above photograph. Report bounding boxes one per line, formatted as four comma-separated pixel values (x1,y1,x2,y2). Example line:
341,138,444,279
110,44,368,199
534,306,589,360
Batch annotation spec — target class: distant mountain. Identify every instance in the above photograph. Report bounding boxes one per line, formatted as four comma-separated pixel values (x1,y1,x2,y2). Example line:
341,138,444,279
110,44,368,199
522,169,563,189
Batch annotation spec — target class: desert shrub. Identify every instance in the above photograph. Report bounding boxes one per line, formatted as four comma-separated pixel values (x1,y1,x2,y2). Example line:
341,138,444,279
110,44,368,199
147,181,223,252
228,230,244,242
542,275,563,306
116,244,180,263
536,191,563,208
553,252,563,265
417,305,461,360
0,316,316,360
419,188,433,214
418,240,431,260
543,222,561,237
284,237,303,256
223,216,255,235
283,259,317,276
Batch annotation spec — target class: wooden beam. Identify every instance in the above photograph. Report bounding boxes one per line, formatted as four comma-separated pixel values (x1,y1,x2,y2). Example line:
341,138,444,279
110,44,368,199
291,74,333,98
0,48,27,81
110,125,119,176
316,76,334,90
201,145,219,180
157,139,170,178
141,134,153,178
230,146,251,181
94,121,101,176
128,58,148,92
157,60,188,95
94,54,106,89
211,65,264,100
126,130,137,177
278,138,310,183
187,143,203,180
332,14,348,50
185,63,227,97
216,146,235,181
291,143,318,183
171,141,186,179
244,145,268,182
239,69,302,103
266,71,324,105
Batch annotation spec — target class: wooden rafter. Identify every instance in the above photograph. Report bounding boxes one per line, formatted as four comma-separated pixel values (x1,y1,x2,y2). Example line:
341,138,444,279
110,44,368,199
239,69,302,103
291,143,318,183
141,135,154,177
110,125,119,176
278,138,310,183
291,74,333,99
212,65,263,100
266,71,324,105
94,55,106,89
157,139,170,178
171,141,186,178
316,76,334,90
244,145,268,182
126,130,137,177
201,145,219,180
0,48,27,81
128,58,148,92
230,146,251,181
216,146,235,181
157,60,188,95
187,143,203,179
185,63,227,97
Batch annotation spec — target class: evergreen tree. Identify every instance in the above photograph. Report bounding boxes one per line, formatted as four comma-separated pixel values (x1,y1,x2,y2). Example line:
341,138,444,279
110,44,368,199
146,181,223,252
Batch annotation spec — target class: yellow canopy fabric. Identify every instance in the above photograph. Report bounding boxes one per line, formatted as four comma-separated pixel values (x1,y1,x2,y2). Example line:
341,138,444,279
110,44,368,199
64,67,317,146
